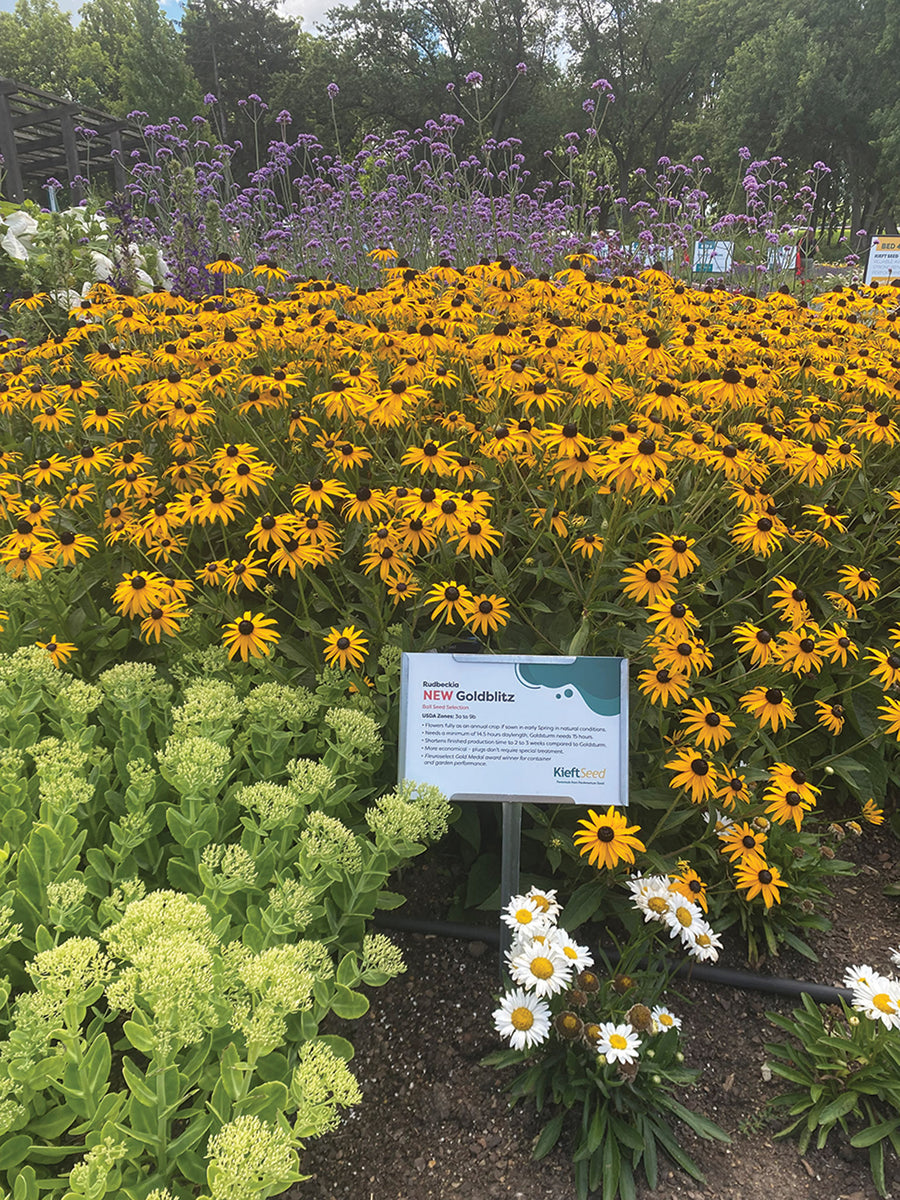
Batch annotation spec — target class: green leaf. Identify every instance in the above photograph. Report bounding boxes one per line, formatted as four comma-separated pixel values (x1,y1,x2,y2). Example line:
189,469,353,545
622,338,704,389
82,1033,111,1099
335,952,359,988
818,1092,859,1125
532,1112,564,1160
871,1139,887,1197
0,1135,31,1169
122,1019,156,1056
559,882,605,931
330,984,369,1019
122,1058,156,1108
852,1119,900,1148
374,890,406,910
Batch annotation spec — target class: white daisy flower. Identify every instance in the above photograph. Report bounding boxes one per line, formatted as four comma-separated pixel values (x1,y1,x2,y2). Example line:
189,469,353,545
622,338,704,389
509,945,573,998
629,875,675,924
595,1021,641,1065
651,1005,682,1034
547,928,594,972
493,987,551,1051
843,964,877,991
686,926,722,962
501,895,550,935
525,885,562,922
662,897,704,944
852,975,900,1030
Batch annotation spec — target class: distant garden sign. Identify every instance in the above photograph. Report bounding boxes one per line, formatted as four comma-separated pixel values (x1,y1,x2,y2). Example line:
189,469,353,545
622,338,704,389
865,236,900,284
399,653,629,805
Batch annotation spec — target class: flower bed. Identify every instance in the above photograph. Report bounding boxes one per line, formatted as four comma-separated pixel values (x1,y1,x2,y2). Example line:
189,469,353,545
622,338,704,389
0,261,899,1194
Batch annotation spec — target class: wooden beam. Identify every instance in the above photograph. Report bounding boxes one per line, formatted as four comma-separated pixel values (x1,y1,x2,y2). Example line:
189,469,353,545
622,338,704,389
0,91,25,202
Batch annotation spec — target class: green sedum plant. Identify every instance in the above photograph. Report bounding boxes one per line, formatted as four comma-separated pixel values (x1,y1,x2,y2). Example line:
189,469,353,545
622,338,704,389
0,644,451,1199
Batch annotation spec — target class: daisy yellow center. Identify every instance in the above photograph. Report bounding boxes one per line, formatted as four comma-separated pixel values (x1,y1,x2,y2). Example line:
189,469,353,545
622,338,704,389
648,897,669,914
658,1013,674,1027
609,1033,628,1049
511,1006,534,1031
675,905,694,927
533,895,550,911
872,992,896,1015
562,946,577,959
530,956,554,980
514,908,533,925
696,933,712,947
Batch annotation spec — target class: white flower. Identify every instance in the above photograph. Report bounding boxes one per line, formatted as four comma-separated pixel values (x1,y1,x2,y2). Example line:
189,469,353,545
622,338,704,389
662,897,704,944
891,948,900,972
509,945,573,998
628,874,674,923
843,964,877,991
546,928,593,972
686,926,722,962
596,1021,641,1065
525,886,561,921
651,1005,681,1033
493,988,551,1051
501,895,550,935
852,975,900,1029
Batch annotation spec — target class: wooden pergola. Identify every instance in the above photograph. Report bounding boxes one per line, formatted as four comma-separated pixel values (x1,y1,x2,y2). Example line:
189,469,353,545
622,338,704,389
0,79,141,204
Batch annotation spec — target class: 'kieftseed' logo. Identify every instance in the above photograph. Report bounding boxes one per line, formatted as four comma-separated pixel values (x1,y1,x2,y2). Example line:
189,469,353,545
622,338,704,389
553,766,606,780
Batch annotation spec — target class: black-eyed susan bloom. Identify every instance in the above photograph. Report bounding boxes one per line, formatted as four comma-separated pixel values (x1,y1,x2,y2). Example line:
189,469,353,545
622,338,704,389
777,628,824,675
140,603,189,643
221,611,280,662
739,686,796,732
323,625,368,670
815,700,845,735
838,565,879,600
877,697,900,739
620,559,677,606
862,799,885,826
665,747,719,804
732,621,780,668
425,580,474,625
865,648,900,689
763,783,814,831
112,570,168,618
769,576,811,628
734,853,786,908
731,513,788,557
464,594,510,636
36,636,76,666
818,625,859,667
679,697,735,751
719,821,767,863
668,865,708,912
573,807,645,870
636,667,690,708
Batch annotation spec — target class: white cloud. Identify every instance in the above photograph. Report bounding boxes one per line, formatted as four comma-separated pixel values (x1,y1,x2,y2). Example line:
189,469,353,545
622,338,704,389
278,0,336,31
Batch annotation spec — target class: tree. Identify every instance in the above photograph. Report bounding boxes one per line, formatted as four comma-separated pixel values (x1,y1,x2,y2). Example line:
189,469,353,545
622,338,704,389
0,0,77,95
75,0,200,120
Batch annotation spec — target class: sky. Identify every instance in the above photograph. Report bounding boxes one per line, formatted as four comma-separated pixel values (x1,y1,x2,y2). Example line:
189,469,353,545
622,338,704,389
0,0,336,32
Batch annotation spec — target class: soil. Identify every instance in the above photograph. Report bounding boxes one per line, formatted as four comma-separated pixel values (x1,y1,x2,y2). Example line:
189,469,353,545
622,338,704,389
296,829,900,1200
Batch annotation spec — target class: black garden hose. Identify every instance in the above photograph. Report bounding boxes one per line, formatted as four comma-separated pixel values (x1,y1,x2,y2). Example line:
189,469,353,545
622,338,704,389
374,911,854,1004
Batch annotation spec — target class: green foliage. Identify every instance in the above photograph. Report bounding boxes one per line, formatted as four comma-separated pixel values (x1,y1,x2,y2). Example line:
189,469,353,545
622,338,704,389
0,646,451,1198
766,994,900,1196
